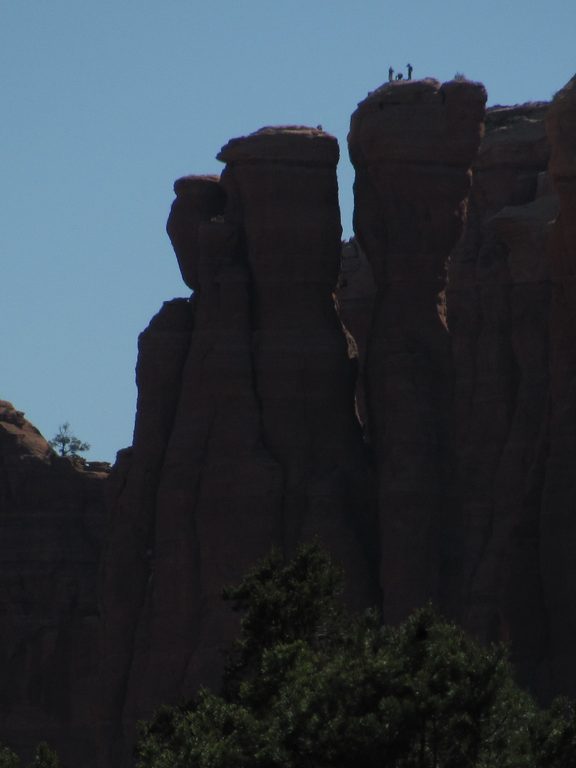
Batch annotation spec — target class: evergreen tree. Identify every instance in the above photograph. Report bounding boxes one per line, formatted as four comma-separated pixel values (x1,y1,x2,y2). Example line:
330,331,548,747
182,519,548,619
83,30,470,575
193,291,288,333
0,743,60,768
0,746,19,768
136,544,576,768
530,698,576,768
27,743,60,768
49,422,90,457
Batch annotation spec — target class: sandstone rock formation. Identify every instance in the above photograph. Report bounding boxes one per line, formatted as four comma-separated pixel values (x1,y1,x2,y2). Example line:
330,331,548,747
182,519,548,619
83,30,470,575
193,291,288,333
0,401,108,763
3,73,576,767
348,78,487,623
99,127,378,767
93,75,576,761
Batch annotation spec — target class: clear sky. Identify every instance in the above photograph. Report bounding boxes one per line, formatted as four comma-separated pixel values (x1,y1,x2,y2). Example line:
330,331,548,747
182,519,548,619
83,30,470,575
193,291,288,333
1,0,574,463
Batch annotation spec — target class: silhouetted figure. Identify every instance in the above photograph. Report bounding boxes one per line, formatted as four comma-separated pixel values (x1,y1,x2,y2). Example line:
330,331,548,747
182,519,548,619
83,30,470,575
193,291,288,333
396,73,404,81
407,63,413,80
388,66,394,82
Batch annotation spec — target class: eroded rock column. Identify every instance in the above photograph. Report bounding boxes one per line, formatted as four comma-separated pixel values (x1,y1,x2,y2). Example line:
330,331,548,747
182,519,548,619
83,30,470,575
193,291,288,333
349,79,486,621
218,127,378,604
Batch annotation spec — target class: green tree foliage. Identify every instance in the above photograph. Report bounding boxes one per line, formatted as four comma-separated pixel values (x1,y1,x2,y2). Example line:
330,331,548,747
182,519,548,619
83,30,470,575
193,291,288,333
0,743,60,768
220,546,345,699
0,746,20,768
136,544,576,768
27,743,60,768
530,698,576,768
49,422,90,457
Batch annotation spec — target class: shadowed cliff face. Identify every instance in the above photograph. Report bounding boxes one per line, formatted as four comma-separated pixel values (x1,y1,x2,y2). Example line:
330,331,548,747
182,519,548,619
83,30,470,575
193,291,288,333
0,401,108,765
334,237,378,428
541,75,576,698
446,101,557,693
348,78,487,623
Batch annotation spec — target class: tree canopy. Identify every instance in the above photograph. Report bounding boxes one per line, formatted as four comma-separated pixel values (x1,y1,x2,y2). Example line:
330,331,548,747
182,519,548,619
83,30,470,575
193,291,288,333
136,544,576,768
0,743,60,768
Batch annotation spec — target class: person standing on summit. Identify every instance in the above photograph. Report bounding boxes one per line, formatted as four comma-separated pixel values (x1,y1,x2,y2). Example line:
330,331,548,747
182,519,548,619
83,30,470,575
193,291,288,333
407,63,413,80
388,66,394,82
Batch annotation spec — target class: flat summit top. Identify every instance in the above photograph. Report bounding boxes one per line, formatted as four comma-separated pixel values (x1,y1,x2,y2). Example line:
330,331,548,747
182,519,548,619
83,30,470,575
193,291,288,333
349,77,487,168
217,125,339,166
354,77,487,115
360,78,442,104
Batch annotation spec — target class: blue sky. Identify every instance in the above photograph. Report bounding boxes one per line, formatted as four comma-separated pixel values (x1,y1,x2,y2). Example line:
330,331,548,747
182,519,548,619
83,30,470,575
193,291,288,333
1,0,574,462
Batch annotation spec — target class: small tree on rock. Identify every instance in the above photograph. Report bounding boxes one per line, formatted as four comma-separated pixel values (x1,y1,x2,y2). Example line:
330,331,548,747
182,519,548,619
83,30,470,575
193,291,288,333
49,422,90,457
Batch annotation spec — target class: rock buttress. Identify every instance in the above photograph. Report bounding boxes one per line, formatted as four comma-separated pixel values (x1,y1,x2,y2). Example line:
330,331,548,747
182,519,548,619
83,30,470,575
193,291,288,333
98,297,195,763
446,102,556,691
